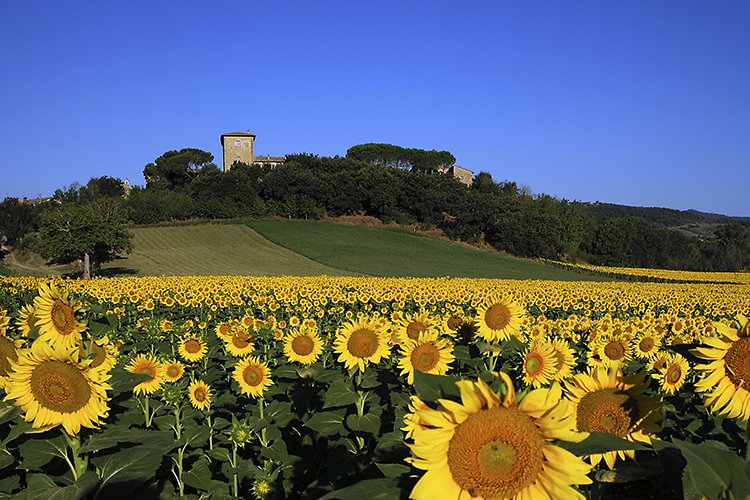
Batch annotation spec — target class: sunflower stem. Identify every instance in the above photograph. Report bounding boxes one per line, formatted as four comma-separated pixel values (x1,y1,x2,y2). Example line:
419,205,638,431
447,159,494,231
259,397,268,447
231,442,239,497
173,404,182,441
207,413,214,450
63,433,88,482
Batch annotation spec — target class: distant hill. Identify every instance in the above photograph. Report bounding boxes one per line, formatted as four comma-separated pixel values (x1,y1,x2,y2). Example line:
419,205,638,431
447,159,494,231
580,202,750,228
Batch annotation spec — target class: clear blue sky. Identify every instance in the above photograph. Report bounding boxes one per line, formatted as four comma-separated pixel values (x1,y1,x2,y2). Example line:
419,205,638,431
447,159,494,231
2,1,748,216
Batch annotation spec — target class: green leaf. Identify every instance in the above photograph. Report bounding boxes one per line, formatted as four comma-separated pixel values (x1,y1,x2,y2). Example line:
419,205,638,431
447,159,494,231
18,434,68,470
318,478,404,500
180,424,210,447
108,367,151,397
375,463,411,478
91,436,173,494
359,371,381,389
0,405,21,426
412,371,460,403
78,427,158,453
323,379,360,409
273,365,299,380
556,432,649,456
304,409,346,436
88,317,113,338
183,457,230,496
346,413,380,434
14,471,98,500
0,449,14,470
207,446,232,463
655,439,750,500
264,401,293,426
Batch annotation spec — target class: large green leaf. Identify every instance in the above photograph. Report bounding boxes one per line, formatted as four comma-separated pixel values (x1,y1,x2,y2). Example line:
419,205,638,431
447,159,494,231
91,433,174,495
323,379,360,409
412,371,460,402
14,472,98,500
304,409,346,435
0,405,21,426
182,457,230,496
318,478,405,500
18,434,68,470
346,413,380,434
78,427,159,453
0,449,14,470
655,439,750,500
556,432,649,456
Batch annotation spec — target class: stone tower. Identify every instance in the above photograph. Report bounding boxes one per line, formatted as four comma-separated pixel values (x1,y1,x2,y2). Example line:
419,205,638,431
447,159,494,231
220,131,256,171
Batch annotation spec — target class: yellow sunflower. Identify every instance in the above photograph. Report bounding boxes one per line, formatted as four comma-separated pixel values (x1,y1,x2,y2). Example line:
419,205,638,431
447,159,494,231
564,367,661,469
407,372,591,499
178,335,208,362
162,359,185,382
395,311,439,344
475,295,524,342
15,304,38,337
632,330,662,360
223,329,256,358
652,353,689,395
401,395,430,439
187,380,211,411
549,339,576,381
4,340,110,436
78,335,118,374
283,326,324,365
33,284,86,350
333,318,391,373
398,331,454,384
0,309,10,335
693,314,750,420
521,341,558,388
0,334,24,391
233,356,273,398
588,334,632,369
126,353,165,395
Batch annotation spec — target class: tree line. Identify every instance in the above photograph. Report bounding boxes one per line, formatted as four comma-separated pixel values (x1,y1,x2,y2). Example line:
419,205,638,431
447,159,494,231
1,144,749,276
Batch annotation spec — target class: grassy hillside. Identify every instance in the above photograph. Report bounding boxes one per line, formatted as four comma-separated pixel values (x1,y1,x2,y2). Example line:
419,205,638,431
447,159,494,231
245,220,607,280
101,224,349,276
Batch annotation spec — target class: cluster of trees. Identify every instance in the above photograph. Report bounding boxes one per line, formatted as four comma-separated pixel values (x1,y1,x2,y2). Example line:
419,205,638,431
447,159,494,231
2,143,749,276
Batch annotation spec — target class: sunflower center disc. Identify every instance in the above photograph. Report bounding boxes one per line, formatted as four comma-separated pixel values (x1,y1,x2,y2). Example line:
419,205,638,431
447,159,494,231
725,337,750,386
406,322,427,340
577,389,634,437
0,337,18,377
347,329,379,358
30,360,91,413
447,316,463,331
167,366,181,378
194,388,206,402
639,337,654,353
666,364,682,384
233,333,251,348
184,340,202,353
411,343,439,372
51,300,75,335
604,341,625,360
484,304,511,331
243,365,263,386
292,335,314,356
447,406,544,499
525,354,542,376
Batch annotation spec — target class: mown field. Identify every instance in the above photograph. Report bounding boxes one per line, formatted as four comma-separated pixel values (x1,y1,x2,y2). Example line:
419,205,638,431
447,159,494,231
1,275,749,499
5,220,605,280
245,220,604,280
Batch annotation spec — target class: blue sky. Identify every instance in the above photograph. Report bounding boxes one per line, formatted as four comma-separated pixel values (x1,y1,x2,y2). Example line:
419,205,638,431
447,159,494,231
2,1,748,216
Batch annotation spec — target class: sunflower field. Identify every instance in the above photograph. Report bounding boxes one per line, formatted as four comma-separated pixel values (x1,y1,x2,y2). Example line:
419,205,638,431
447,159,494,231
0,275,750,499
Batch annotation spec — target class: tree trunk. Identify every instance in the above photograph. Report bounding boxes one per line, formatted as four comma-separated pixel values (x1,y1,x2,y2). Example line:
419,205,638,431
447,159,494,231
84,252,90,279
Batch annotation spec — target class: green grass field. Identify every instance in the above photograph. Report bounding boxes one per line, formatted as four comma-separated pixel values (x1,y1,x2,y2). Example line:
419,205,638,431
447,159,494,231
4,220,608,279
101,224,349,276
245,220,607,280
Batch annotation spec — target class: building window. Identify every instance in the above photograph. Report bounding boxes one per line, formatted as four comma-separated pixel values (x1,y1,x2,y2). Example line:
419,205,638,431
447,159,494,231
235,156,241,162
235,140,241,147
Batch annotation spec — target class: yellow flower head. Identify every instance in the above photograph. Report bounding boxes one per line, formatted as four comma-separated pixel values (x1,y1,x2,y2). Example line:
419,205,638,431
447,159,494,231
178,335,208,362
188,379,211,411
4,339,111,436
33,284,86,350
283,325,324,365
475,295,525,342
126,353,165,395
397,331,454,385
333,318,391,373
407,373,591,499
232,356,273,398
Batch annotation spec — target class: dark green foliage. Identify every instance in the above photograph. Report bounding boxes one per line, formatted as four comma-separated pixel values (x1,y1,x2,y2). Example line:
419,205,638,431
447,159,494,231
143,148,217,189
0,197,41,245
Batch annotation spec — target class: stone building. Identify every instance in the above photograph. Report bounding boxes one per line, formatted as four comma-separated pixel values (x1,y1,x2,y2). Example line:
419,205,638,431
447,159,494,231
436,165,473,186
220,131,256,171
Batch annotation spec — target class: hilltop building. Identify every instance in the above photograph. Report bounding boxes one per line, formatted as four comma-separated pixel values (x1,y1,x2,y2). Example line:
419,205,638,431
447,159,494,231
437,165,473,186
220,131,286,171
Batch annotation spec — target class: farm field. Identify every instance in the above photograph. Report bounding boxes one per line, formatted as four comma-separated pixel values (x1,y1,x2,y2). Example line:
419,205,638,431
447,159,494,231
1,275,749,498
245,219,605,280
